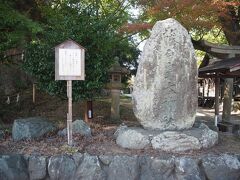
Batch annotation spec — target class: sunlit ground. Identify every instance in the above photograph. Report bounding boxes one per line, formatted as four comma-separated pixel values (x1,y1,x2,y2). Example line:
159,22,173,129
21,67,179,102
196,106,240,124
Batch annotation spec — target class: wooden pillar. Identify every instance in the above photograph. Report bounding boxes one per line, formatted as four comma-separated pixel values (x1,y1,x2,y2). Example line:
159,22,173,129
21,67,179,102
220,83,224,101
207,79,210,97
214,76,220,126
222,78,233,121
84,100,93,123
67,80,73,146
84,101,89,123
202,79,205,98
33,83,36,103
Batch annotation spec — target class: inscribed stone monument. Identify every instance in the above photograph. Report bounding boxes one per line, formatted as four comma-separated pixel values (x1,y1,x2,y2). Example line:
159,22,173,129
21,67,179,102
133,18,198,130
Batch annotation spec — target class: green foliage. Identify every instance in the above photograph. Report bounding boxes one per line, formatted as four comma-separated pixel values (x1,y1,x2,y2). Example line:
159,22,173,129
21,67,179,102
192,27,228,64
191,27,228,44
0,1,42,63
23,1,139,101
115,39,140,75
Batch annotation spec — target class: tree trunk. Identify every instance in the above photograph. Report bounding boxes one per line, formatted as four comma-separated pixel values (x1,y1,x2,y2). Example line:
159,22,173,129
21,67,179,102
219,5,240,45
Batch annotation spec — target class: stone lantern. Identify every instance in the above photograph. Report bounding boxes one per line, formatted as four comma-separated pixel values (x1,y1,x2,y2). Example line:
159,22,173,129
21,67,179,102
107,59,129,120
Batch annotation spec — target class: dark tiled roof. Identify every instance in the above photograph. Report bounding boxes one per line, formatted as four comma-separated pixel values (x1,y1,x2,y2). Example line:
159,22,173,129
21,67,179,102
199,57,240,73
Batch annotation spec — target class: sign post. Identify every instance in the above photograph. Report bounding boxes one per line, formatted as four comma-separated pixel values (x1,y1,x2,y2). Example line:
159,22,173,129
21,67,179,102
55,39,85,146
67,80,73,145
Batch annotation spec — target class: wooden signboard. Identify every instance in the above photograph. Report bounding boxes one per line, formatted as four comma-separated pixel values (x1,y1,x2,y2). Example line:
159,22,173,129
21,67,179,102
55,39,85,80
55,39,85,146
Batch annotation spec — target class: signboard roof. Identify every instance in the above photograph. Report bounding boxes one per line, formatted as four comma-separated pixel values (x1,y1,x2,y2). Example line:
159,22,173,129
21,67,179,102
55,39,86,50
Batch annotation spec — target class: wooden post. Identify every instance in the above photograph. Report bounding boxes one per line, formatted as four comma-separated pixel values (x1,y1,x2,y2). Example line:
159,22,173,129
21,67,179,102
207,79,210,97
55,40,86,146
84,100,93,123
33,83,36,103
67,80,73,146
84,100,89,123
203,79,205,98
214,76,220,126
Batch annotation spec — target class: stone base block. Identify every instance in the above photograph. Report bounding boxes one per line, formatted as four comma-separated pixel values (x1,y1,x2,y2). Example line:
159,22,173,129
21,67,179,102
115,123,218,153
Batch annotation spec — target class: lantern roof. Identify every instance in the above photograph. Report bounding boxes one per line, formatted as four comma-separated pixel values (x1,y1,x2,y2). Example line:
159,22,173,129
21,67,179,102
108,61,129,74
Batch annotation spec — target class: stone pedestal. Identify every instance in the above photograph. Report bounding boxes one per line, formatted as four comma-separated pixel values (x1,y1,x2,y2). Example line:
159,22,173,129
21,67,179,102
115,123,218,153
110,89,121,120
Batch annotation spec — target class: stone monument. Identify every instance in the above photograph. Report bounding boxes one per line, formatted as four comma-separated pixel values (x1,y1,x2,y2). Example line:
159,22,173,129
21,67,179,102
115,18,218,153
133,18,197,131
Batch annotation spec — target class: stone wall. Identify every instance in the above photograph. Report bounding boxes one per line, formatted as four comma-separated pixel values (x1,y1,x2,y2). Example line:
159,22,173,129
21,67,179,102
0,153,239,180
